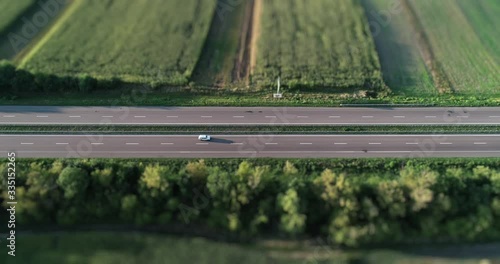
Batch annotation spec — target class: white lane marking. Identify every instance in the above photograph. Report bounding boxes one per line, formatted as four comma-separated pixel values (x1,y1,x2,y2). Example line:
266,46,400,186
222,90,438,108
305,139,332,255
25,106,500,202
393,116,406,118
196,143,209,145
161,143,174,145
3,115,15,117
474,142,487,145
167,116,178,118
297,116,308,118
36,115,48,118
265,116,277,118
457,116,469,118
56,143,68,145
490,116,500,118
362,116,374,118
425,116,437,118
69,116,81,118
440,143,453,145
126,143,139,145
231,143,244,145
102,116,114,118
300,143,312,145
406,143,419,145
91,143,104,145
265,143,278,145
21,143,34,145
233,116,245,118
329,116,341,118
134,116,146,118
334,143,347,145
369,143,382,145
201,116,212,118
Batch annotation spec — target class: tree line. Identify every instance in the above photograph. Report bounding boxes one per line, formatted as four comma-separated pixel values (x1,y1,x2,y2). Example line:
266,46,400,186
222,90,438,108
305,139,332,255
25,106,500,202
1,158,499,246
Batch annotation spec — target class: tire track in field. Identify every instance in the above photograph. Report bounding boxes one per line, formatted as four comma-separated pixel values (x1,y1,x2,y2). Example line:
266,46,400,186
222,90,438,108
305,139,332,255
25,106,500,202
232,0,257,84
249,0,262,76
401,0,455,94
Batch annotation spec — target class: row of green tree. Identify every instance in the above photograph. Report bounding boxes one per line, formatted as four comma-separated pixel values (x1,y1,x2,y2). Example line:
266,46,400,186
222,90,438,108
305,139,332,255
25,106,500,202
0,60,121,95
1,158,500,246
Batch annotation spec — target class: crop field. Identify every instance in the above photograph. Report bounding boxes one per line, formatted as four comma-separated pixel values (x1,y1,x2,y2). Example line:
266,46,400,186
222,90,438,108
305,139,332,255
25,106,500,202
361,0,436,96
19,0,217,86
409,0,500,95
252,0,386,92
0,0,36,34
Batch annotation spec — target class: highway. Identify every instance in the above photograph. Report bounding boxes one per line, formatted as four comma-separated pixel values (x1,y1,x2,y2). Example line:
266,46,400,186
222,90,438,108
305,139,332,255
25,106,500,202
1,106,500,125
1,134,499,158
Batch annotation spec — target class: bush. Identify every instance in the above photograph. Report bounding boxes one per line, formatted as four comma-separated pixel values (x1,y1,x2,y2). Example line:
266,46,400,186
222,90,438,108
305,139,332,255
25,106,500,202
1,158,500,246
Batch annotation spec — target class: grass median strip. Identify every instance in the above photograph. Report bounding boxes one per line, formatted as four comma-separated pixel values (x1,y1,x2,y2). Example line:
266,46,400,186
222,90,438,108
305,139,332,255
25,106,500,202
0,125,498,135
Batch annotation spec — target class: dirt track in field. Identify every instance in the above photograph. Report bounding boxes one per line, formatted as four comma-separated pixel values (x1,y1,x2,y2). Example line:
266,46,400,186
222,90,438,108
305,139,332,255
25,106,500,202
232,0,260,84
401,0,455,94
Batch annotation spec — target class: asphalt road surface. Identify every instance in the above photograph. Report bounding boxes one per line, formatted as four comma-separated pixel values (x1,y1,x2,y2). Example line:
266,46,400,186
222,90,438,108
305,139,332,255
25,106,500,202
0,106,499,125
1,134,499,158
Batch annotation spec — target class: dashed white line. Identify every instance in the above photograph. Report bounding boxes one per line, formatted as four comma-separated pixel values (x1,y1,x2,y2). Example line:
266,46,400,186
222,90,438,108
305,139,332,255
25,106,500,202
334,143,347,145
231,143,244,145
69,116,81,118
297,116,308,118
56,143,69,145
265,116,277,118
167,116,178,118
201,116,212,118
425,116,437,118
161,143,174,145
329,116,341,118
233,116,245,118
394,116,406,118
134,116,146,118
126,143,139,145
300,143,312,145
490,116,500,118
457,116,469,118
440,143,453,145
36,116,48,118
102,116,114,118
406,143,419,145
91,143,104,145
369,143,382,145
21,143,34,145
362,116,374,118
474,142,487,145
265,143,278,145
3,115,15,118
196,143,209,145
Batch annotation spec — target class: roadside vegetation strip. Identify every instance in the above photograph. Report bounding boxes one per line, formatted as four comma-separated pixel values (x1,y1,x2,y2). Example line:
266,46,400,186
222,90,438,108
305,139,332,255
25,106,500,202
19,0,217,86
409,0,500,95
0,125,499,135
252,0,387,93
360,0,436,96
1,158,500,247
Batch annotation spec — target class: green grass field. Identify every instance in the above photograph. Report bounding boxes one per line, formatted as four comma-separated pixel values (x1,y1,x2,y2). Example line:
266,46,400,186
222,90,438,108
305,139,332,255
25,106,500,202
361,0,436,96
410,0,500,95
252,0,386,92
2,232,498,264
18,0,216,86
0,0,35,34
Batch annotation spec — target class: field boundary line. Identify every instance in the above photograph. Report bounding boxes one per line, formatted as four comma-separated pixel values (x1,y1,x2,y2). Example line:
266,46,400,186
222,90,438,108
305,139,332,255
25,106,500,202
17,0,83,67
401,0,454,94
